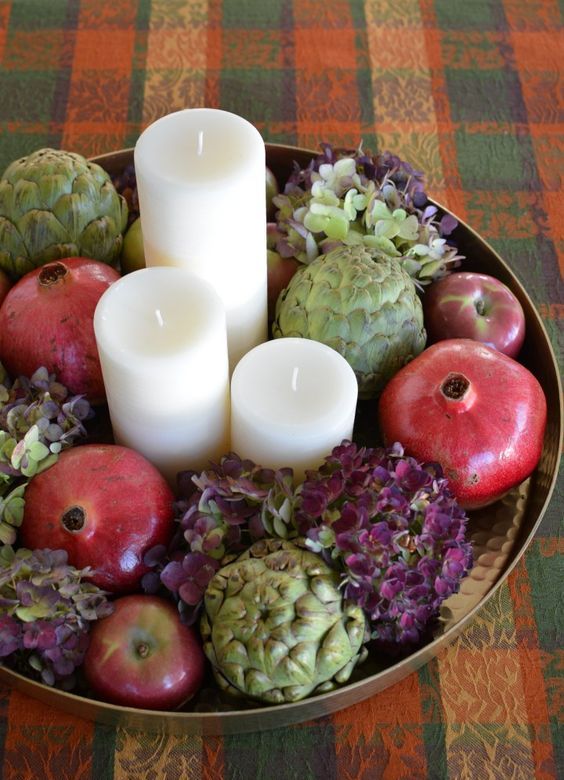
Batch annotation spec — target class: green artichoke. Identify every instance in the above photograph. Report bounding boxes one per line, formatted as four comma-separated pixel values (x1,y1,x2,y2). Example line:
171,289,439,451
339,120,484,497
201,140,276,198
200,538,367,704
272,244,426,397
0,148,128,279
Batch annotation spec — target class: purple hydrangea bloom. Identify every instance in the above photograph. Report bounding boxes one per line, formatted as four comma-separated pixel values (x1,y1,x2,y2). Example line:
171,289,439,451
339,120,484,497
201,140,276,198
297,441,473,654
270,142,463,282
0,547,113,687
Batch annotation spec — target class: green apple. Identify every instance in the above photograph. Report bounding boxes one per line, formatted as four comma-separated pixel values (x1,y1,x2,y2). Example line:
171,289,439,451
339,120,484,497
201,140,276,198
121,217,145,274
266,166,279,221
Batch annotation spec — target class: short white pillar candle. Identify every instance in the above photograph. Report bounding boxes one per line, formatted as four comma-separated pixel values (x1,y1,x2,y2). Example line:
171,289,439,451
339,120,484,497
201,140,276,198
94,267,230,483
134,107,268,371
230,338,358,481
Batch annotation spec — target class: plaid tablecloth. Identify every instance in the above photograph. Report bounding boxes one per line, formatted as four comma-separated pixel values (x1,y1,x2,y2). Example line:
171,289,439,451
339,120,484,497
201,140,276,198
0,1,562,778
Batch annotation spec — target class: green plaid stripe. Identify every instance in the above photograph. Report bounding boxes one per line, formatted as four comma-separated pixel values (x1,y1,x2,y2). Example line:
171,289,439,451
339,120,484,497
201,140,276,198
224,723,338,780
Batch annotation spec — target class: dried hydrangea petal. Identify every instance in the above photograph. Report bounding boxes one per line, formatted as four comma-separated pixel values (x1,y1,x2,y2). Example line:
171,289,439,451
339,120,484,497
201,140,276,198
271,142,463,284
0,546,112,687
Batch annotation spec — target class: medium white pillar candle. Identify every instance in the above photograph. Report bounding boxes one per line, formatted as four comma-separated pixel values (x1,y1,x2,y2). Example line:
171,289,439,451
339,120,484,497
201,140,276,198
134,108,268,371
230,338,358,481
94,267,230,483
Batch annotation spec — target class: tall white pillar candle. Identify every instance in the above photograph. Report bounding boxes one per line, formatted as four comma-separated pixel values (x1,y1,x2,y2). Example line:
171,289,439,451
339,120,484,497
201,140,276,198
94,267,230,483
230,338,358,481
134,108,268,370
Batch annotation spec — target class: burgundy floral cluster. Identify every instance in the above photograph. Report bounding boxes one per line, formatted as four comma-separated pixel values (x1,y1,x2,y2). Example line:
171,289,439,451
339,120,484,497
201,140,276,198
295,441,473,652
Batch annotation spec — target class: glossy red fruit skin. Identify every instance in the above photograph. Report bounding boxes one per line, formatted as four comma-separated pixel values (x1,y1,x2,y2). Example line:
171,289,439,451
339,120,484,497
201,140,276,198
267,249,299,322
84,595,206,710
20,444,175,593
0,257,120,404
378,339,547,509
423,272,526,359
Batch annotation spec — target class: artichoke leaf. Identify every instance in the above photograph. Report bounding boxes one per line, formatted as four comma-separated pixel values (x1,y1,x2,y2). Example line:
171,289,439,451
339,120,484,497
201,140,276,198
246,633,266,671
221,661,246,691
267,621,296,648
0,217,27,271
80,217,122,263
288,640,317,677
96,181,120,216
310,309,349,342
278,652,313,686
10,179,41,221
267,605,295,631
317,620,358,677
291,616,330,642
72,172,99,204
262,637,291,676
52,192,97,237
86,160,113,187
283,683,312,702
333,655,358,684
220,638,249,666
38,173,74,206
16,208,72,258
0,181,15,216
245,667,278,697
97,181,128,231
343,291,376,323
32,243,78,268
309,574,341,605
294,591,330,617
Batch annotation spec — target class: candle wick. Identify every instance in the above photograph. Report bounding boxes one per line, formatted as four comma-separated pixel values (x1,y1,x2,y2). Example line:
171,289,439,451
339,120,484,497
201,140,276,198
197,130,204,156
155,308,164,328
291,366,299,392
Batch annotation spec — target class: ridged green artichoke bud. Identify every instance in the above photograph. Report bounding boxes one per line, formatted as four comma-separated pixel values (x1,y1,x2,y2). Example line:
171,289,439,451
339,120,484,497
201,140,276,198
272,245,426,398
0,148,128,279
200,538,367,704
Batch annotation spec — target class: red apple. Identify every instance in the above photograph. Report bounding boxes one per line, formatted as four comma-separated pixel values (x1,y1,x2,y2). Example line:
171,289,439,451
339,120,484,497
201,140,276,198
20,444,175,593
267,249,299,321
423,272,526,358
84,595,205,710
0,269,12,307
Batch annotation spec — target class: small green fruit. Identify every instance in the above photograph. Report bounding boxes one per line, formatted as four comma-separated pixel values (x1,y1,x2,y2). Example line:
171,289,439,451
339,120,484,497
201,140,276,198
266,166,279,221
121,217,145,274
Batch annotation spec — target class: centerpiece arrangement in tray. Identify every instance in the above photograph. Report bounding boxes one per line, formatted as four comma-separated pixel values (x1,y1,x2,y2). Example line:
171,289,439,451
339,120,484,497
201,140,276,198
0,118,559,734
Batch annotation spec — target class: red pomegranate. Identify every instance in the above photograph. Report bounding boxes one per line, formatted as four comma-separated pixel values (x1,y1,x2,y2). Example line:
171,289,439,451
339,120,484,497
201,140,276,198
378,339,547,509
0,257,119,403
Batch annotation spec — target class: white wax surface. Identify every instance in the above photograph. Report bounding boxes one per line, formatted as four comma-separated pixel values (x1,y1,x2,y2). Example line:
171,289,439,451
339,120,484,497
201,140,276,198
134,108,268,370
94,267,230,483
230,338,358,481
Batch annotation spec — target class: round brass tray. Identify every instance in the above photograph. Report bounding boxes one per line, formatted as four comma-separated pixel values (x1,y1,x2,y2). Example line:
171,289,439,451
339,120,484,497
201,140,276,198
0,144,561,735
